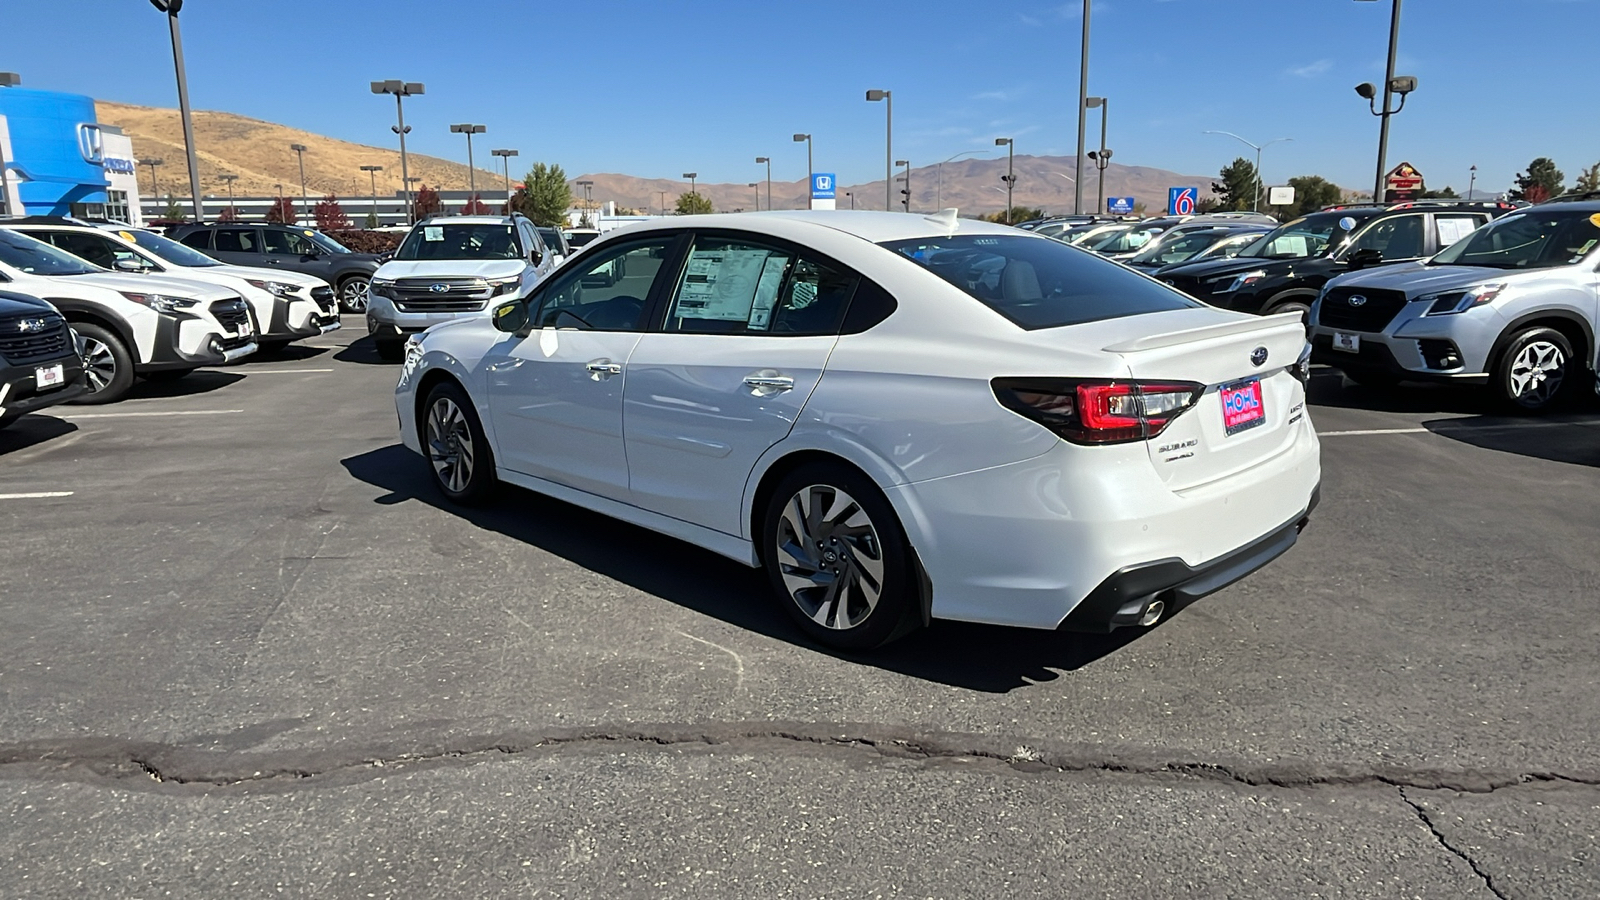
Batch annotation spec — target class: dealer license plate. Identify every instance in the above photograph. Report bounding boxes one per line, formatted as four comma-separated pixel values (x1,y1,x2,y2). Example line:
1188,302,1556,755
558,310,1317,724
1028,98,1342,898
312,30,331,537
1332,331,1360,353
1220,379,1266,437
35,364,65,391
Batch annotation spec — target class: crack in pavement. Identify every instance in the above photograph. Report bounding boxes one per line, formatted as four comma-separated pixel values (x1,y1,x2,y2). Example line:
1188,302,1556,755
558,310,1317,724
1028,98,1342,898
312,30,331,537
2,723,1599,798
1399,786,1510,900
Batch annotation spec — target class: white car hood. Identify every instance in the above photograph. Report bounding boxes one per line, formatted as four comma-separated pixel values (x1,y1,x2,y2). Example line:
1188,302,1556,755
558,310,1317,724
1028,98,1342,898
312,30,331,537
375,259,525,280
73,271,239,301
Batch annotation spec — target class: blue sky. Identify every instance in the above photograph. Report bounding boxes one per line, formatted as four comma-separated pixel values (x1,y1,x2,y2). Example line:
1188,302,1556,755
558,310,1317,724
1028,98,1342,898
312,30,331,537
10,0,1596,194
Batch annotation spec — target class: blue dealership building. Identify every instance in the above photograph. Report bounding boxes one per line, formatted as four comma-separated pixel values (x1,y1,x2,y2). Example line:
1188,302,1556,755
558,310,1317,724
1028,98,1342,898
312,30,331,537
0,82,141,223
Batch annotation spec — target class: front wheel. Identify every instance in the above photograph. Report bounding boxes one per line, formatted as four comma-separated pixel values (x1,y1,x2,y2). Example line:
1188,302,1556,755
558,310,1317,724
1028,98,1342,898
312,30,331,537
338,276,370,314
760,463,915,650
1495,326,1572,412
421,381,496,504
68,322,135,404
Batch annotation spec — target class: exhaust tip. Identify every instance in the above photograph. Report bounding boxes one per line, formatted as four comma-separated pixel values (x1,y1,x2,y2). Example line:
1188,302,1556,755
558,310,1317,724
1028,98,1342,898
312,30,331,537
1138,599,1165,627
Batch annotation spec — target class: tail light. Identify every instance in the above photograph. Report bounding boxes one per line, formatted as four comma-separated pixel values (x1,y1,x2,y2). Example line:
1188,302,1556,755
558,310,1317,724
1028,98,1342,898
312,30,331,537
992,378,1203,445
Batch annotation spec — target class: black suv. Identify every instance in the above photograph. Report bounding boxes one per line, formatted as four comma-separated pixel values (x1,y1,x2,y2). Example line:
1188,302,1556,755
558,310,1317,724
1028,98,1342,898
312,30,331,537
169,223,384,314
1157,202,1513,319
0,290,86,430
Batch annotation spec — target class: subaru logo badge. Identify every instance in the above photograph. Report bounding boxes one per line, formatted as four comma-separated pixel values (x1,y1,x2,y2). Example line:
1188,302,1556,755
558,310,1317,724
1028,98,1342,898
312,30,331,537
1250,346,1269,367
1348,294,1367,307
17,318,47,333
429,283,449,293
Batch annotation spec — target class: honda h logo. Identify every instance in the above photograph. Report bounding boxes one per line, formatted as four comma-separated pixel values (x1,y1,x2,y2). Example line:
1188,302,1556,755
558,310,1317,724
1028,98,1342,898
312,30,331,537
429,283,449,293
1250,346,1269,367
1347,294,1368,307
17,318,47,333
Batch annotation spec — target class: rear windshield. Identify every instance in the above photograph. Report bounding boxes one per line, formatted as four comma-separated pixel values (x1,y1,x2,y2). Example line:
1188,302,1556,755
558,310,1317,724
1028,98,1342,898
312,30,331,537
880,234,1200,330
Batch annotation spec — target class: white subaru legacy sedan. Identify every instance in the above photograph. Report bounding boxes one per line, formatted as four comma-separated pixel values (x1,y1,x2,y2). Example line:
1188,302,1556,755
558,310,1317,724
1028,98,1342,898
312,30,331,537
396,211,1320,649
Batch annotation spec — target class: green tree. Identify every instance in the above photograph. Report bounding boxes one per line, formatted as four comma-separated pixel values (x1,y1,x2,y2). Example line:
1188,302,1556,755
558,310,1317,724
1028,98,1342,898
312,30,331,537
163,194,184,221
1212,157,1259,211
1284,175,1343,216
511,163,572,227
1417,185,1459,199
1575,161,1600,194
983,205,1046,224
675,191,713,215
1510,158,1564,203
364,211,379,229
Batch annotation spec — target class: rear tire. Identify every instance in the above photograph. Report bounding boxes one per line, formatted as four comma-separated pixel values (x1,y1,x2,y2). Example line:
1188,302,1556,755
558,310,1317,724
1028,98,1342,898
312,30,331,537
421,381,496,505
1494,326,1573,413
338,276,370,314
760,463,916,650
68,322,135,405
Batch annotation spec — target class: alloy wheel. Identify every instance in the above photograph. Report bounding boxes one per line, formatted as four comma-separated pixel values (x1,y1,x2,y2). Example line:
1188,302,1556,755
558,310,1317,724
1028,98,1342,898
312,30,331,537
426,396,475,493
341,278,370,313
81,336,117,393
1508,340,1565,407
773,484,886,631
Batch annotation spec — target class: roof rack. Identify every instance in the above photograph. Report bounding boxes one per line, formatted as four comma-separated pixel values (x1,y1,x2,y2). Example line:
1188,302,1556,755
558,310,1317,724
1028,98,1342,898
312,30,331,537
1318,199,1514,212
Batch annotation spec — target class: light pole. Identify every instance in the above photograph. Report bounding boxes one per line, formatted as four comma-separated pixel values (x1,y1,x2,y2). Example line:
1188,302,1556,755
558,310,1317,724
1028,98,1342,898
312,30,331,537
360,164,382,224
1086,96,1109,213
995,137,1015,224
148,1,203,221
289,143,308,223
140,157,165,200
754,156,772,210
371,80,425,223
577,179,594,223
845,191,854,210
681,173,696,197
895,159,910,212
1355,0,1412,204
218,173,237,217
792,134,812,207
1074,0,1091,215
1204,131,1293,212
748,182,760,211
1467,164,1477,200
935,150,989,209
450,123,486,195
657,190,668,216
1087,149,1112,214
0,72,18,216
491,149,518,214
865,90,892,210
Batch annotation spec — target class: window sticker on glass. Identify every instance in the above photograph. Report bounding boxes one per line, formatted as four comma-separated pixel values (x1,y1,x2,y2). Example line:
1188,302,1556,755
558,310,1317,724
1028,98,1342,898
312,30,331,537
746,254,792,330
423,226,444,242
1436,218,1477,247
678,246,778,321
1270,235,1308,257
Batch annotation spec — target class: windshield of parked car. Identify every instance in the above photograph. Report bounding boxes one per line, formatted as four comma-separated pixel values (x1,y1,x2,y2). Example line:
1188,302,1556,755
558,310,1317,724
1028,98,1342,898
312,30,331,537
1128,229,1239,266
120,228,222,267
1195,232,1268,261
396,223,522,260
1429,209,1600,269
1088,224,1166,253
1065,223,1128,246
0,229,102,275
1237,214,1352,260
305,230,352,254
565,230,600,248
881,234,1201,330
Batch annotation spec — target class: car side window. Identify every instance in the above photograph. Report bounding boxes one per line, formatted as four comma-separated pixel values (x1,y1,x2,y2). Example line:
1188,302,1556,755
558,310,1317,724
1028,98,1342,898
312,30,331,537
179,230,213,250
262,229,313,255
1348,215,1425,260
214,228,259,253
662,236,855,336
529,238,674,332
43,232,115,269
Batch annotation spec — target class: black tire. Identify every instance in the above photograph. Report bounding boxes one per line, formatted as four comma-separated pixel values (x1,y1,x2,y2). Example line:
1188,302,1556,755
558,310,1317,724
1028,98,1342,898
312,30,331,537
67,322,135,405
760,462,916,650
1343,369,1401,389
374,338,404,362
1494,326,1574,413
338,276,370,314
1266,299,1312,325
141,369,196,382
420,380,496,505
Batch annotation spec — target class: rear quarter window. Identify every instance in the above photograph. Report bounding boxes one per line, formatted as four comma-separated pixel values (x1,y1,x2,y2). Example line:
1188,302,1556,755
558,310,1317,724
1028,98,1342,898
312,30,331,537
880,234,1200,330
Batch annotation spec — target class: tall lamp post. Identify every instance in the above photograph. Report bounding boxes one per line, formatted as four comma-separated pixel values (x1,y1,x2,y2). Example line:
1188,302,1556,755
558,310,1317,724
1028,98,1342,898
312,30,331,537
1074,0,1091,215
289,143,308,223
935,150,989,209
995,137,1015,224
140,157,165,201
1086,96,1109,213
1204,131,1293,212
792,134,812,208
865,90,893,210
148,0,203,221
895,159,910,212
0,72,18,216
370,80,425,223
748,183,760,212
1354,0,1413,204
360,164,383,224
450,123,486,195
754,156,772,210
490,149,518,213
680,173,695,197
577,179,595,223
657,190,668,216
217,173,238,217
1467,164,1477,200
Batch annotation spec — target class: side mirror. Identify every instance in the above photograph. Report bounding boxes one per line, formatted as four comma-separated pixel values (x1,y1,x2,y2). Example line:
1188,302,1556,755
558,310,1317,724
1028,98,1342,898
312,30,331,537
530,248,544,266
1346,247,1383,270
491,299,529,333
115,259,145,273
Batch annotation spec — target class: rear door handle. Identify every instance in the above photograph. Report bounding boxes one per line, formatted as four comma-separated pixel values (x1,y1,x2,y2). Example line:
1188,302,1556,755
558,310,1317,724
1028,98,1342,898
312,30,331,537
585,358,623,380
743,371,795,394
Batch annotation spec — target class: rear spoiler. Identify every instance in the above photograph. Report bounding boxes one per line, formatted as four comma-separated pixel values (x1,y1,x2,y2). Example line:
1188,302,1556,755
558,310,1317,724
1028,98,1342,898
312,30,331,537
1102,312,1303,353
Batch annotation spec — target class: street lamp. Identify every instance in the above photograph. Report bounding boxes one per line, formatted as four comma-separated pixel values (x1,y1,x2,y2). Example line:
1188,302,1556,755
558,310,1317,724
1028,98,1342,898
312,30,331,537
148,0,203,221
289,143,308,223
748,182,760,211
1355,0,1413,204
995,137,1015,224
450,123,486,195
754,156,772,210
657,190,668,216
360,164,383,224
490,149,518,214
371,79,425,223
1074,0,1092,215
1467,164,1477,200
1087,149,1113,214
1086,96,1109,213
895,160,910,212
935,150,990,209
845,191,854,210
1204,131,1293,212
681,173,696,197
865,90,893,210
217,173,238,216
577,179,595,222
0,72,17,216
140,157,165,200
792,134,812,208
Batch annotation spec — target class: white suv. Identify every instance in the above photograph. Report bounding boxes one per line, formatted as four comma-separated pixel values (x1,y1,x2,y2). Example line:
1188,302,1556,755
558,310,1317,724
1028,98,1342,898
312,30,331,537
366,215,557,360
0,228,256,403
8,220,339,353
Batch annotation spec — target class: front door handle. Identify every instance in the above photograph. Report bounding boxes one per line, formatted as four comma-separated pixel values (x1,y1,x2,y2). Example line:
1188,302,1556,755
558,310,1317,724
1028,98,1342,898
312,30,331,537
743,370,795,394
585,358,622,380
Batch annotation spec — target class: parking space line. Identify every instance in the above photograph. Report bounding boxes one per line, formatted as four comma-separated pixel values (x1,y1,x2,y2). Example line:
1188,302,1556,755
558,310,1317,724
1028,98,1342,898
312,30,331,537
1317,427,1429,436
226,368,335,374
1320,420,1600,437
59,409,244,420
0,491,74,500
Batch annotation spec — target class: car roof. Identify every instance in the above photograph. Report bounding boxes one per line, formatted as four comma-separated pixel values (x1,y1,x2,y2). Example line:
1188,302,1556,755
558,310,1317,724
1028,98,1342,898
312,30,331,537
418,215,519,226
1533,196,1600,211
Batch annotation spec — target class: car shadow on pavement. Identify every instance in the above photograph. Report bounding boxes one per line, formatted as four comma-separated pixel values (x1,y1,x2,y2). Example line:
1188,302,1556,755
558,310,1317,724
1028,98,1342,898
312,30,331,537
1305,368,1496,415
244,343,331,363
341,443,1146,693
333,336,396,367
126,370,246,400
1424,415,1600,467
0,415,78,456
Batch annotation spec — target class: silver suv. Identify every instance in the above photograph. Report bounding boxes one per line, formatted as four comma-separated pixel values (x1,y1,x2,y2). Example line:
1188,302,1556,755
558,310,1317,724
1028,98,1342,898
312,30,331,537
1309,200,1600,411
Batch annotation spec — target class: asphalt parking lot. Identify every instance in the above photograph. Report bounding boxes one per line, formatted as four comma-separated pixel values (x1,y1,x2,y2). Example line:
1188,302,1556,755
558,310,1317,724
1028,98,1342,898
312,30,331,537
2,328,1598,898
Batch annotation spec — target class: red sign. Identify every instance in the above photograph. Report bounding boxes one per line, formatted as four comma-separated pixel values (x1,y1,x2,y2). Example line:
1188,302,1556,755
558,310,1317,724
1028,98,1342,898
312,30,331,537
1384,162,1425,201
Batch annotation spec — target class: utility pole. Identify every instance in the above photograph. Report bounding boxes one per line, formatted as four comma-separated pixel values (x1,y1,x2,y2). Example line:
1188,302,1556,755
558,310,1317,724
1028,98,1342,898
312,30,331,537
896,159,911,212
755,156,772,210
140,157,165,201
450,123,486,195
491,149,518,214
995,138,1015,224
289,143,308,224
149,1,203,221
866,90,893,210
218,173,238,216
371,80,425,222
360,164,383,224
